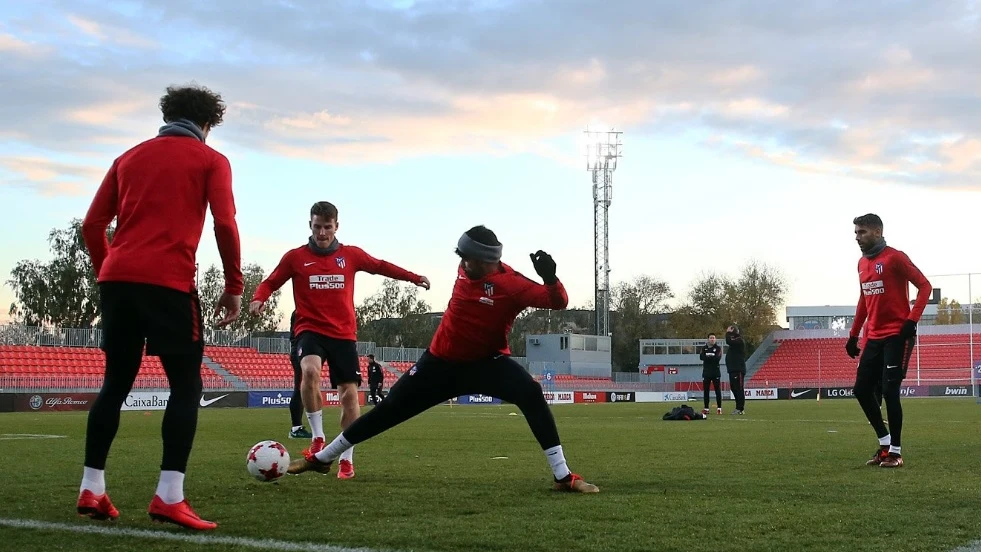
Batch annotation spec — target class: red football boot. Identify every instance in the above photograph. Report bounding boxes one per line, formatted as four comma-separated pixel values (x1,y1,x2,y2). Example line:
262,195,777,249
77,490,119,521
148,495,217,531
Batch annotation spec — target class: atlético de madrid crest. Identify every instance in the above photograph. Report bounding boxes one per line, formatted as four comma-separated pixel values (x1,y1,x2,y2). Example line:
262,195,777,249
874,262,884,275
336,257,346,269
484,283,494,296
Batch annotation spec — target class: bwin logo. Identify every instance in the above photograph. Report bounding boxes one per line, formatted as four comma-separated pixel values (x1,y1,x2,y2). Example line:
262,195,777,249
945,387,968,396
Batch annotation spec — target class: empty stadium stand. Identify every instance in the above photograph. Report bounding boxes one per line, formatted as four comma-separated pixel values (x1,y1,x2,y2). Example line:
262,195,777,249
204,346,399,389
0,345,227,389
748,334,980,387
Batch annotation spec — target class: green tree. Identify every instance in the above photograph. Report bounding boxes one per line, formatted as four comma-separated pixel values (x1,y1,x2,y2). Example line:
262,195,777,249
610,275,673,371
199,263,282,333
7,218,113,328
356,279,433,347
669,260,788,352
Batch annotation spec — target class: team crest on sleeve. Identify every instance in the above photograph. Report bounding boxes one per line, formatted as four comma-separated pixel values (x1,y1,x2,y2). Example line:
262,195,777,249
336,257,346,269
408,365,418,376
875,262,884,275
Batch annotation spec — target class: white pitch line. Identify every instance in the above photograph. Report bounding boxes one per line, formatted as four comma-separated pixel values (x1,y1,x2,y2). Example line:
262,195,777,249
0,518,400,552
0,434,66,440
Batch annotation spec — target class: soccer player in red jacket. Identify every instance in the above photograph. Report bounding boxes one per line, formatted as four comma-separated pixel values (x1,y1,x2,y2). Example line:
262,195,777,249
250,201,429,480
78,84,243,530
846,213,931,468
288,225,599,493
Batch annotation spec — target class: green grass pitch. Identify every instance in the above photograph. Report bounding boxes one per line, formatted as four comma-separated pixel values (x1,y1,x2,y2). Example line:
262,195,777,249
1,399,979,552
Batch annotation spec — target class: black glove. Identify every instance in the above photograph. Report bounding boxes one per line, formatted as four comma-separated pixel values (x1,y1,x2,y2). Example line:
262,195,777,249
900,320,917,339
845,336,860,359
529,250,557,285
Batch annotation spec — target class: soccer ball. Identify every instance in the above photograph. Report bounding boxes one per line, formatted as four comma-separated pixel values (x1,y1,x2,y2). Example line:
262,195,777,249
246,440,290,482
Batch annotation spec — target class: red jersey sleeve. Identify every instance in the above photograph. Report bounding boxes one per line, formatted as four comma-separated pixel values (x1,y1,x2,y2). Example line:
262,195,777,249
849,291,868,338
509,274,569,310
353,247,422,284
206,154,244,295
899,252,932,322
81,160,120,277
253,250,295,303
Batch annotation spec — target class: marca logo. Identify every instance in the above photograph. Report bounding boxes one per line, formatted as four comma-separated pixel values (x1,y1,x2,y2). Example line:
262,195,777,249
309,274,345,290
945,387,968,396
749,389,775,398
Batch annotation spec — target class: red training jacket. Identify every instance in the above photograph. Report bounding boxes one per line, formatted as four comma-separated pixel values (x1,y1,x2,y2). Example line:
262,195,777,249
849,246,931,340
82,136,243,295
253,243,423,341
429,262,569,362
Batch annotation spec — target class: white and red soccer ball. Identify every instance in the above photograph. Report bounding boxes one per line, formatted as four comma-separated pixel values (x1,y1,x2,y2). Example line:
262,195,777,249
246,440,290,482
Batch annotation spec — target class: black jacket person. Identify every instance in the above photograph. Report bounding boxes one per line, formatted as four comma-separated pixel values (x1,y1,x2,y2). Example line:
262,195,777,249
725,325,747,414
367,355,384,404
699,333,723,413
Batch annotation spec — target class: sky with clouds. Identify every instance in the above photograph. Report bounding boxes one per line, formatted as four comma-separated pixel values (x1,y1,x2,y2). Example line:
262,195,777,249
1,0,980,330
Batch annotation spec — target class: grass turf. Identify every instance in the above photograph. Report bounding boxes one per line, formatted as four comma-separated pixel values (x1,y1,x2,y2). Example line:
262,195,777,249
1,399,979,552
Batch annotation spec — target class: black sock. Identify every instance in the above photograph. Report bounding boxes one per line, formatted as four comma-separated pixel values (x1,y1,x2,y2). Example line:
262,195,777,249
159,353,203,472
883,380,903,448
855,381,889,439
289,389,304,427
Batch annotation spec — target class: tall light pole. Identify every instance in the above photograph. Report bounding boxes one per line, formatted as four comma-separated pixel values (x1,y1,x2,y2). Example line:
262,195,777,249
584,128,622,338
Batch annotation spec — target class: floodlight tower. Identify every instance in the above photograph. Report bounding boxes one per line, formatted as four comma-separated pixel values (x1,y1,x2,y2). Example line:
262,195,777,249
584,128,622,338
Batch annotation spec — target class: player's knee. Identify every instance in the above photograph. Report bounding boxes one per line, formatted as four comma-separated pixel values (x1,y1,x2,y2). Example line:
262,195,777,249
518,379,544,403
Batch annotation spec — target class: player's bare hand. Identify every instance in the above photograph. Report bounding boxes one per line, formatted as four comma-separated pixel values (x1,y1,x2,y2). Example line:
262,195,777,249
248,300,265,316
215,293,242,328
417,276,431,290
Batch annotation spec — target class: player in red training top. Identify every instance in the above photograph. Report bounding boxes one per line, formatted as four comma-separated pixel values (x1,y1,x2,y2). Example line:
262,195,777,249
78,84,243,530
846,213,931,469
288,225,599,493
250,201,429,480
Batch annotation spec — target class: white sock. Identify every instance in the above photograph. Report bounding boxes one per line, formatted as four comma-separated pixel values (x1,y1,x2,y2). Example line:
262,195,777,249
878,434,891,446
80,467,106,496
339,445,355,463
889,445,902,455
315,434,352,464
155,470,185,505
307,410,324,439
544,445,571,480
292,425,303,432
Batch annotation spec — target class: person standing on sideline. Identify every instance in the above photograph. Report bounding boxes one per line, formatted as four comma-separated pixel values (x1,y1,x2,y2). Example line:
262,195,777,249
846,213,931,469
78,84,242,530
725,324,746,415
367,354,384,404
699,333,723,415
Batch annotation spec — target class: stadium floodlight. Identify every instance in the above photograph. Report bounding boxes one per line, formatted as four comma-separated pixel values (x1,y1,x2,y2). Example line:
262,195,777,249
583,127,622,339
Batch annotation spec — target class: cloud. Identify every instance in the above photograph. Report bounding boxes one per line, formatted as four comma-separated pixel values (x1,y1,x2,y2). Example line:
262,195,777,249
2,0,980,192
0,156,107,197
